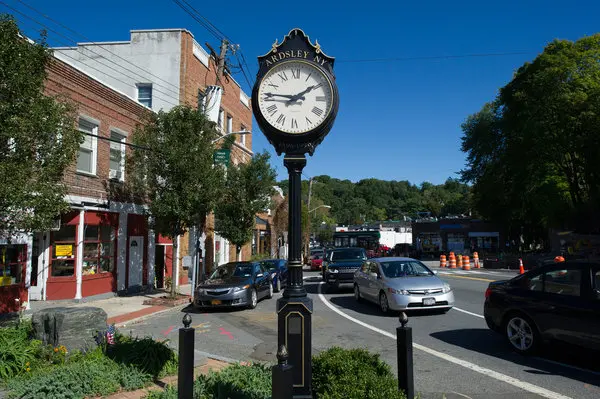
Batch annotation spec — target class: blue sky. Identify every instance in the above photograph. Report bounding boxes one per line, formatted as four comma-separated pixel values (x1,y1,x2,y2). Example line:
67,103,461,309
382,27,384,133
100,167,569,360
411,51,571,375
4,0,600,184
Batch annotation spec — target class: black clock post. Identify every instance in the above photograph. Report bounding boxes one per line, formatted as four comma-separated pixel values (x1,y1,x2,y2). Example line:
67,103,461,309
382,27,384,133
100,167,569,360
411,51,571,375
251,28,339,398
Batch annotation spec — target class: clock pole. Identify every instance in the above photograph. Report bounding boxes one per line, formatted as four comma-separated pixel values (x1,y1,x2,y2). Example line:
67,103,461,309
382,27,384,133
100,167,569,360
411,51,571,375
277,154,313,398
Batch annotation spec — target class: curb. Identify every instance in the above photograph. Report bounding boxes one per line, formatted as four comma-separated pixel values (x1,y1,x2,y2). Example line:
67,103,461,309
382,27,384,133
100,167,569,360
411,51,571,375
114,303,189,328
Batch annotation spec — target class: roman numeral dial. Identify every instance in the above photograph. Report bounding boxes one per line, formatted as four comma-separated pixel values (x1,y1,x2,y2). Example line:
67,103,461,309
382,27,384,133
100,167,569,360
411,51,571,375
258,60,333,134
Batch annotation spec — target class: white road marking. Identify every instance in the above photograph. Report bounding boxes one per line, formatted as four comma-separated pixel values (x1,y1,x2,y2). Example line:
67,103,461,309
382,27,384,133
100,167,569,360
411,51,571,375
452,307,486,319
316,282,572,399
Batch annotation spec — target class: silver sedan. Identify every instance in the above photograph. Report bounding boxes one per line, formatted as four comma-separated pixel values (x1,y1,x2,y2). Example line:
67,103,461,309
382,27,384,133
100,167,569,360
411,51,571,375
353,257,454,313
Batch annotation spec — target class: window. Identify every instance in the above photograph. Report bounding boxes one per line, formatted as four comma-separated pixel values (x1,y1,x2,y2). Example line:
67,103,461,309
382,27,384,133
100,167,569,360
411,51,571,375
544,268,581,296
380,261,433,278
197,89,206,112
226,115,233,133
76,118,98,175
82,225,116,275
240,124,247,147
137,84,152,108
109,131,126,181
0,244,27,285
217,108,224,130
51,225,76,277
527,273,544,292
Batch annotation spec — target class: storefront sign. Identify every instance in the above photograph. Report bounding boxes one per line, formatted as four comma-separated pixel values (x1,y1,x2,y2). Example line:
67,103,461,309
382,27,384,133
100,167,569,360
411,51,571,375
55,244,73,257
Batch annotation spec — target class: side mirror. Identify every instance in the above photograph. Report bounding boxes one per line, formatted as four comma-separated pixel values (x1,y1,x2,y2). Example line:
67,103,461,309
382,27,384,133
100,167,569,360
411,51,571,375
256,273,264,278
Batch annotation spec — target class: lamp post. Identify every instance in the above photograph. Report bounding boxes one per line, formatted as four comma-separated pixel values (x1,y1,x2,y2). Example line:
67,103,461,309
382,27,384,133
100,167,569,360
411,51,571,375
309,205,331,214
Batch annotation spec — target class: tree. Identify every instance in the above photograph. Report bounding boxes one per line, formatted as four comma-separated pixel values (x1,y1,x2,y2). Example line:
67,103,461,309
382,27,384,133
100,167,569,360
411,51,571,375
215,152,276,257
461,34,600,241
128,105,224,296
0,15,82,238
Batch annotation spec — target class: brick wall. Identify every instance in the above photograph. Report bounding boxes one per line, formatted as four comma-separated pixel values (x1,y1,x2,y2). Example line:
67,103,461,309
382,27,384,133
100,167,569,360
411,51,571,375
44,57,148,200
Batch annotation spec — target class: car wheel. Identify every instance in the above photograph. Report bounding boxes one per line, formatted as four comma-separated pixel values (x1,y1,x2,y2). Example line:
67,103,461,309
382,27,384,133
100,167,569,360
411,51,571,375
354,284,363,302
504,313,539,355
379,291,390,314
267,282,274,299
276,279,281,293
248,289,258,309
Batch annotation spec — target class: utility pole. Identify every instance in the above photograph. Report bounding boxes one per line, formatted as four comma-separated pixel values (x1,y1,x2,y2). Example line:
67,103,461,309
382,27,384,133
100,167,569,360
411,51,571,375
306,177,314,257
216,39,229,85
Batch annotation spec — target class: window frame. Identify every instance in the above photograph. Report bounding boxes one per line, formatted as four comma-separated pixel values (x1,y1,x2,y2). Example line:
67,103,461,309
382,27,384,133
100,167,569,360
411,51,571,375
226,114,233,134
137,83,153,108
524,265,584,297
50,225,77,277
218,108,224,131
240,124,247,147
76,116,99,176
109,129,127,182
82,224,116,276
197,89,206,112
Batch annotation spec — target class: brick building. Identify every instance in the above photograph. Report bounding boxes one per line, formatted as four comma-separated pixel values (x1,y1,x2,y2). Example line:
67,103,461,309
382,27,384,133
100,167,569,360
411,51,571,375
53,28,254,292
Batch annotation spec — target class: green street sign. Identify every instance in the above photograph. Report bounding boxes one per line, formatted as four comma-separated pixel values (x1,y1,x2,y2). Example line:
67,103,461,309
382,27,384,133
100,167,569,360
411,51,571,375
213,149,230,166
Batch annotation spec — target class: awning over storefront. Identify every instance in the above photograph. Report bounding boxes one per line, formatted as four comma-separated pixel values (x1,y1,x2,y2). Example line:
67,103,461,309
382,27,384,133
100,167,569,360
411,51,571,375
468,232,500,238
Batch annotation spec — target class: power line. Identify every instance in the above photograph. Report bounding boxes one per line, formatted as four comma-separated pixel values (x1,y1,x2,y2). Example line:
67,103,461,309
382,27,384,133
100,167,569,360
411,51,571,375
2,2,181,106
15,0,181,95
336,51,533,64
171,0,228,42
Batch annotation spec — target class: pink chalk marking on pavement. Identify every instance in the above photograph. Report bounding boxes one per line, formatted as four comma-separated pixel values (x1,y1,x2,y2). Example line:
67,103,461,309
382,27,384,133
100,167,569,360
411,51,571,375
162,325,175,336
219,327,234,340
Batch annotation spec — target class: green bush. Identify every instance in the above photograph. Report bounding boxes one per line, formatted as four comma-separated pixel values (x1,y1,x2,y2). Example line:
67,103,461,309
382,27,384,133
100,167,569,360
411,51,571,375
6,355,152,399
0,323,39,380
145,363,272,399
312,347,406,399
106,334,177,378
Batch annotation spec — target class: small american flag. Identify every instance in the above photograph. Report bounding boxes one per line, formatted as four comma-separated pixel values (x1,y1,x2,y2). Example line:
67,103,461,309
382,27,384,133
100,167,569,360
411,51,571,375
105,324,116,345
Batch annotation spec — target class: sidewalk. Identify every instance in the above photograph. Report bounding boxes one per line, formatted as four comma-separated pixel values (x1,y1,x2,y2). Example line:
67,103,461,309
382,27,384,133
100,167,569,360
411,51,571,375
25,284,194,326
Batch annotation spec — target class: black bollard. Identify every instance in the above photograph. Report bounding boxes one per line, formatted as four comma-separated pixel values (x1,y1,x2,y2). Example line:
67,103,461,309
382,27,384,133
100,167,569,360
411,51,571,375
397,312,414,399
272,344,293,399
178,313,194,399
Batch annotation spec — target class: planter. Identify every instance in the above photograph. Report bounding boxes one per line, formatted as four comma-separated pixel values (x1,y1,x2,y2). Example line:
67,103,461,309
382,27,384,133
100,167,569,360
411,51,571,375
143,294,191,307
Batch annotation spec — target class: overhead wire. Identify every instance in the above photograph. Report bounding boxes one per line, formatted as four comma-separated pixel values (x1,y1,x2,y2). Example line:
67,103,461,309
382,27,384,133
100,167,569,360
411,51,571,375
14,0,182,95
174,0,232,43
2,1,181,106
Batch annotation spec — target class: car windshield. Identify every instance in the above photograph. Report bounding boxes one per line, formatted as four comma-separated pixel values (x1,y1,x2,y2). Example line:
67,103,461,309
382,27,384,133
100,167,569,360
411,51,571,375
209,263,254,279
261,261,277,272
380,261,433,278
331,249,366,261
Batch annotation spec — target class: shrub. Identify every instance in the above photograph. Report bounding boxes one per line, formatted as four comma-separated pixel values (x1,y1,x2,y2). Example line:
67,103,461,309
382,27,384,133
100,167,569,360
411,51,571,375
144,363,272,399
0,323,38,380
106,334,177,378
312,347,406,399
5,356,152,399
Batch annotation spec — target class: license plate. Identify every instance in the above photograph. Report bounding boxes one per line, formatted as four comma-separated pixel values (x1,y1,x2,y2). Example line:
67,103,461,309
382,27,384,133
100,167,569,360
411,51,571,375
423,298,436,306
211,299,222,305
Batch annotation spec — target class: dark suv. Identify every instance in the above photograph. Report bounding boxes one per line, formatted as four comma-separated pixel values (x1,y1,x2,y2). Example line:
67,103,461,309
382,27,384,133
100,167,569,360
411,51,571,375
322,247,368,289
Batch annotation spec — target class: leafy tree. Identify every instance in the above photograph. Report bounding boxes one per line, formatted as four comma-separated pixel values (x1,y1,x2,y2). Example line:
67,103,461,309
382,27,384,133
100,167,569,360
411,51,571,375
128,105,223,296
215,152,276,257
0,15,82,238
461,34,600,241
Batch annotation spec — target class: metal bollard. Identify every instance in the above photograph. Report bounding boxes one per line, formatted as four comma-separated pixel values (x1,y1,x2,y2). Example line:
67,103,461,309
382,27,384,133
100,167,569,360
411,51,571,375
272,344,293,399
397,312,414,399
178,313,194,399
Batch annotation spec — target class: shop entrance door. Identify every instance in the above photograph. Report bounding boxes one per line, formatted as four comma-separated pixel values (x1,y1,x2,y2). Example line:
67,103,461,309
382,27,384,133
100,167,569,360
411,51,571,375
29,234,47,301
128,236,144,288
155,245,165,289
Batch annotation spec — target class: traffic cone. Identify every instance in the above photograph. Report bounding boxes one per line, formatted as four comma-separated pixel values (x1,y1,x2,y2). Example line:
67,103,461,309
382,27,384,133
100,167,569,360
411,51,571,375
463,256,471,270
457,255,463,269
473,252,480,269
440,254,447,268
449,254,457,269
519,258,525,274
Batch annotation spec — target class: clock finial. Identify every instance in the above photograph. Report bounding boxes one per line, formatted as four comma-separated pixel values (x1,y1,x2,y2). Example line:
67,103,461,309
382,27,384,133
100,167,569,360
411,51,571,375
271,39,279,53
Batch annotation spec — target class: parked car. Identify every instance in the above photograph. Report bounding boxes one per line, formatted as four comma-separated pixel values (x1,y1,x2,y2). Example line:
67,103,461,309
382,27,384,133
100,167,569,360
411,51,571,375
260,259,288,292
307,247,325,265
484,261,600,354
354,257,454,313
322,247,367,289
311,251,325,270
193,261,273,310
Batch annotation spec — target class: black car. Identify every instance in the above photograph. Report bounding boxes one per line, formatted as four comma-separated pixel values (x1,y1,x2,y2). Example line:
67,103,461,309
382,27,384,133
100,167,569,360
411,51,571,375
322,247,368,289
193,261,273,309
260,259,288,292
484,261,600,354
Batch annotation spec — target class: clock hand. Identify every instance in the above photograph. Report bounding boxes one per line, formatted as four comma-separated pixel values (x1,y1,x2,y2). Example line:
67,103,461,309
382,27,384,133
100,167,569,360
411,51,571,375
263,92,296,99
286,85,316,104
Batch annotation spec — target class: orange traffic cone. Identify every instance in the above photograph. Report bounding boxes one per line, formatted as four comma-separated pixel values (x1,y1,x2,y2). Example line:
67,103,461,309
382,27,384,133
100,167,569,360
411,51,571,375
554,256,565,263
518,258,525,274
457,255,463,269
440,254,447,268
473,252,480,269
449,254,457,269
463,256,471,270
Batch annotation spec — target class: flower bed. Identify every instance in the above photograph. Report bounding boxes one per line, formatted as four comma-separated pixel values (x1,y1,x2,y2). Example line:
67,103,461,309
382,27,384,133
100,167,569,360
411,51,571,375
0,321,178,399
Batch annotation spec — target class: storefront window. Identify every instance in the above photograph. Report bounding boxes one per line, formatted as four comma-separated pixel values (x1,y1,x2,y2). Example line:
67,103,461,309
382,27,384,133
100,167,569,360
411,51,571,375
447,233,466,252
51,225,76,277
0,244,26,286
83,224,116,275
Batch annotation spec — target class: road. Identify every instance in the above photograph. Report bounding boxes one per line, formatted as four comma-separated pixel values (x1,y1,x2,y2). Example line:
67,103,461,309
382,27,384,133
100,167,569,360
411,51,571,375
120,266,600,399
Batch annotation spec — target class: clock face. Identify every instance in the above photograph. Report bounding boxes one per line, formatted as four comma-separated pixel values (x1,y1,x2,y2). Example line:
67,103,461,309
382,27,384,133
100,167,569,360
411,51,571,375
258,60,333,134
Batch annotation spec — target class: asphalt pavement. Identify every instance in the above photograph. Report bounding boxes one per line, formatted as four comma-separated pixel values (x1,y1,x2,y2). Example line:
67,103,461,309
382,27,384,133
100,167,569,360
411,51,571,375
120,267,600,399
